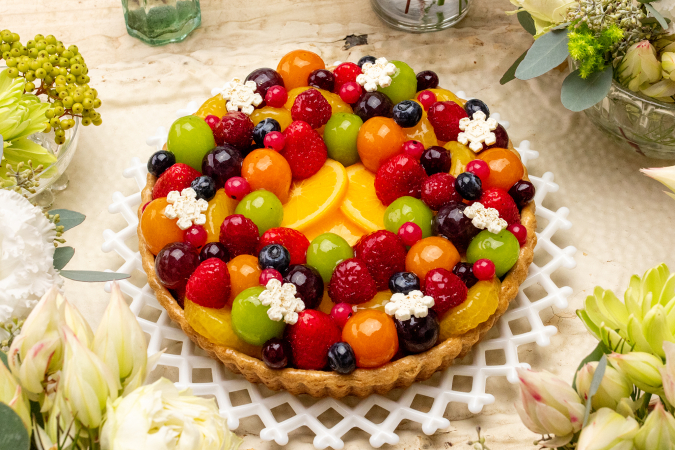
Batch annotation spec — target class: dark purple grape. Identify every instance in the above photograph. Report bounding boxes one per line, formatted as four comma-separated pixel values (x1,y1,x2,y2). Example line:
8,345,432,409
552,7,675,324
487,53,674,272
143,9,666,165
353,91,394,122
155,242,200,290
416,70,439,91
262,338,291,369
452,262,478,289
283,264,324,309
357,55,376,68
464,98,490,119
433,202,480,253
484,124,509,150
245,68,285,108
420,146,451,175
395,310,439,354
147,150,175,177
308,69,335,92
200,242,230,263
509,180,535,208
201,144,243,189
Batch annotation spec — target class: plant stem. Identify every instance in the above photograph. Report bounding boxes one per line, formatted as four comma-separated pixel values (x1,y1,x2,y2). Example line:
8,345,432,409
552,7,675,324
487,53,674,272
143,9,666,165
405,0,411,14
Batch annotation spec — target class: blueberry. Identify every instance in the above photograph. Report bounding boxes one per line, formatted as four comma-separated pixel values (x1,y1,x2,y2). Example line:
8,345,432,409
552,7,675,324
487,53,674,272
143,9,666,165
357,55,377,68
190,175,216,201
392,100,423,128
258,244,291,274
452,262,478,289
327,342,356,374
147,150,175,177
464,99,490,119
388,272,421,294
308,69,335,92
200,242,230,263
395,311,439,354
415,70,439,91
455,172,482,201
262,338,291,369
252,118,281,147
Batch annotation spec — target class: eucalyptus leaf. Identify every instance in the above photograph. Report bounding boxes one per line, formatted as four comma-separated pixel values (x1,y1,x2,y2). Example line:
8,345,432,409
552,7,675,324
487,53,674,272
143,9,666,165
59,270,130,282
517,10,536,35
582,354,608,427
0,351,7,369
0,403,29,450
48,209,85,232
645,3,669,30
572,341,610,390
53,246,74,271
561,66,613,112
515,29,570,80
501,50,528,85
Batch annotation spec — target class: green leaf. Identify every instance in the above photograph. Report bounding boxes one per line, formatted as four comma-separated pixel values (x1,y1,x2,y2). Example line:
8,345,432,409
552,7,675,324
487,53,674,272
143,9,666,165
29,400,43,428
517,10,536,36
501,50,528,85
59,270,130,282
572,341,610,390
582,354,607,427
0,351,7,369
53,246,74,271
48,209,85,232
0,403,29,450
561,66,613,112
515,29,570,80
645,3,669,30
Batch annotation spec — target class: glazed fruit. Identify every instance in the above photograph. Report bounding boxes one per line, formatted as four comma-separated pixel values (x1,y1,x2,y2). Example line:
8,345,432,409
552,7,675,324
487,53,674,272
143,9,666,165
342,310,399,368
204,189,237,243
141,198,185,255
186,258,231,309
446,141,475,177
427,101,468,142
508,223,527,246
473,259,495,280
259,227,310,265
375,154,427,206
433,202,480,253
245,67,285,104
353,290,392,313
202,145,244,190
281,120,328,180
354,230,407,290
260,268,283,285
328,258,378,304
479,188,521,226
306,232,354,284
214,111,254,152
398,221,423,246
302,209,365,247
465,159,490,183
384,196,434,239
439,278,500,339
252,118,281,147
323,112,363,167
393,100,423,128
417,90,437,110
464,98,489,119
307,69,335,92
155,242,200,290
466,229,520,278
327,342,356,374
224,176,251,201
353,91,394,123
357,117,408,173
277,50,326,91
285,309,342,370
250,106,293,131
167,115,216,171
235,190,284,235
219,214,260,257
147,150,175,177
377,61,417,104
509,180,536,208
241,149,292,203
330,303,354,328
388,271,421,294
338,82,362,105
184,225,208,249
403,140,425,160
333,62,362,91
395,310,439,354
200,242,229,263
227,254,262,302
485,124,510,151
424,268,468,316
357,55,377,67
421,173,461,211
405,236,460,282
291,88,332,129
455,172,482,201
194,94,227,119
262,338,291,369
402,113,438,149
258,244,291,274
152,163,201,200
231,286,286,346
341,163,387,232
264,85,288,109
416,70,439,91
264,131,285,151
452,262,478,289
205,115,220,132
190,175,216,201
477,148,524,191
283,264,324,309
420,146,451,175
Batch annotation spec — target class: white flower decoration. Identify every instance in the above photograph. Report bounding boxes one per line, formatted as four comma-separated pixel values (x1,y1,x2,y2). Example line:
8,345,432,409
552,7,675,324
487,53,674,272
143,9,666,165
0,191,62,327
164,188,208,230
356,57,396,92
385,290,435,321
146,126,168,151
463,202,508,234
258,279,305,324
457,111,499,153
213,78,263,115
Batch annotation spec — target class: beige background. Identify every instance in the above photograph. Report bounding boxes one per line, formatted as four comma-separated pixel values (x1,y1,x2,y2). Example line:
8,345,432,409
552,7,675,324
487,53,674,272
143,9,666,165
5,0,675,448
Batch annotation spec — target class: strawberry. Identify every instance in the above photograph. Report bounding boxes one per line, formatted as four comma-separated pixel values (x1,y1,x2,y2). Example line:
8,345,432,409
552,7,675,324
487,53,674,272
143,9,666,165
478,188,521,226
186,258,231,309
285,309,341,370
214,111,254,151
424,268,468,317
328,258,378,305
152,163,201,199
219,214,260,257
290,89,332,129
427,101,468,142
333,62,362,91
353,231,407,291
258,227,310,265
281,121,327,180
375,154,428,206
421,173,462,210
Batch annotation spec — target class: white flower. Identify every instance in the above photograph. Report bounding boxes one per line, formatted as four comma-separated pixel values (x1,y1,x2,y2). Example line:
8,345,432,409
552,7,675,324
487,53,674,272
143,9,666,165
258,279,305,324
463,202,508,234
458,111,498,153
164,188,208,230
384,290,434,321
213,78,262,116
0,190,62,325
356,58,396,92
101,378,242,450
617,41,663,92
509,0,578,36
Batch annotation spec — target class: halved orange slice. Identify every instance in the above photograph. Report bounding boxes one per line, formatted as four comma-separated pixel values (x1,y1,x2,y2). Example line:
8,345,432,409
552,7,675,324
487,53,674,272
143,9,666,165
340,163,386,232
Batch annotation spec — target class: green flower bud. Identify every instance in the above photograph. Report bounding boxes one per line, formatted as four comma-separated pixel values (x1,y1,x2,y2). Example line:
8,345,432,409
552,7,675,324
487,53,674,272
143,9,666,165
608,352,664,395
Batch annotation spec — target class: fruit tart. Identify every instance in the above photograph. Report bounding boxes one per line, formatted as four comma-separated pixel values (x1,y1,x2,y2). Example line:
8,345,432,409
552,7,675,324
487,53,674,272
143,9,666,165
138,50,537,398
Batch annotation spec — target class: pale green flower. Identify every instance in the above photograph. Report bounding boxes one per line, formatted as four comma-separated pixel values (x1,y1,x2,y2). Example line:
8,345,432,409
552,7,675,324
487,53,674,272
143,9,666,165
641,166,675,200
662,341,675,406
662,52,675,81
634,401,675,450
576,361,632,411
0,357,31,434
577,408,639,450
608,352,665,396
617,41,663,92
509,0,578,36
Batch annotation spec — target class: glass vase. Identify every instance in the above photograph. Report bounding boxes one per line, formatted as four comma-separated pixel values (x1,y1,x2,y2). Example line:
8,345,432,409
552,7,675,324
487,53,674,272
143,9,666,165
370,0,471,33
122,0,201,46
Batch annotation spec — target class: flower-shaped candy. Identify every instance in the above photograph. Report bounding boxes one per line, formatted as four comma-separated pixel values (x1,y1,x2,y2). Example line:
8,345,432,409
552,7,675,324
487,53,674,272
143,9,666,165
356,57,397,92
164,188,208,230
463,202,507,234
214,78,263,115
457,111,499,153
259,279,305,325
384,290,435,321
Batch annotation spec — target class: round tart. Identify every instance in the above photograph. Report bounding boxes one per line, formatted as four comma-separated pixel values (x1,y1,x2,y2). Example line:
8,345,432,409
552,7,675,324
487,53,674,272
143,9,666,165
138,50,537,398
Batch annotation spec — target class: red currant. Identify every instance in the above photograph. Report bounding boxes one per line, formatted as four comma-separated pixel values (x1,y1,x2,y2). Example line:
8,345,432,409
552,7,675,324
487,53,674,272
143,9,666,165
184,225,208,248
466,160,490,183
398,222,423,246
402,140,425,160
331,302,354,329
204,115,220,132
473,259,495,280
263,131,285,151
339,81,362,104
507,224,527,246
417,90,437,111
265,85,288,108
224,176,251,201
333,62,362,91
260,268,283,285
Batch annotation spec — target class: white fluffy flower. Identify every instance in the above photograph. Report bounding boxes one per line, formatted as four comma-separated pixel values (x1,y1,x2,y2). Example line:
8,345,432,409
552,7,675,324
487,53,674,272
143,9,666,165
463,202,508,234
384,290,434,321
258,279,305,324
0,190,61,325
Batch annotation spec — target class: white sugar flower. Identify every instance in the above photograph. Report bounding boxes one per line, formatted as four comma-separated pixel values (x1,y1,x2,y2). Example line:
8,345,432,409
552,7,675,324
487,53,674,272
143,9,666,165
0,190,62,331
214,78,263,116
258,279,305,325
164,188,208,230
458,111,498,153
356,57,396,92
463,202,508,234
385,290,434,321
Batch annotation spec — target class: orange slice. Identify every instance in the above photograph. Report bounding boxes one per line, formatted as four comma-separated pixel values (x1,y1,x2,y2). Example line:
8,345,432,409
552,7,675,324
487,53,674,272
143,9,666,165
439,278,501,339
281,159,348,230
204,189,238,243
340,163,386,232
303,208,367,246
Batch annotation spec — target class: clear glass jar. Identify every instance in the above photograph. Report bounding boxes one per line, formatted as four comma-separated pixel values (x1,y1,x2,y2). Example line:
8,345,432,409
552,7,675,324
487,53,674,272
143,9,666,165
370,0,471,33
122,0,201,46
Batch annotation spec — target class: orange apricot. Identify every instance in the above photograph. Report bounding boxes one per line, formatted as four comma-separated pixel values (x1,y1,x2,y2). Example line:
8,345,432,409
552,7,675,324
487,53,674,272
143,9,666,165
241,149,292,203
277,50,326,91
140,198,184,255
342,310,399,368
356,117,406,173
477,148,525,191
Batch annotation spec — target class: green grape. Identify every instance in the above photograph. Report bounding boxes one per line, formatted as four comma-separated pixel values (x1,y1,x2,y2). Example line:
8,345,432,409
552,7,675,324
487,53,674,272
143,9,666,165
34,34,45,42
25,71,35,82
93,118,102,126
235,190,283,234
63,96,74,108
49,117,60,128
62,50,73,59
45,109,54,119
231,286,285,346
70,64,82,75
35,41,46,51
323,113,363,166
466,230,520,277
53,106,64,116
377,61,417,105
72,90,84,102
58,57,69,67
384,196,433,238
1,43,10,52
35,68,46,79
93,98,101,108
6,68,18,78
1,30,12,42
24,82,35,92
46,35,56,45
65,73,75,83
82,98,93,109
2,51,10,60
5,57,16,67
26,40,35,49
27,48,38,58
82,118,92,126
306,233,354,283
46,45,56,55
72,103,83,114
166,116,216,171
44,75,54,85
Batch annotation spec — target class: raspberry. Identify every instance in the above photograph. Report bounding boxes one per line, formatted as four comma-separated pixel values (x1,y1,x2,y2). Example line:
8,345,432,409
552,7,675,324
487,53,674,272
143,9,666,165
219,214,260,257
152,163,201,199
328,258,378,304
214,111,254,151
353,231,407,290
421,173,462,210
375,154,428,206
257,227,310,265
185,258,231,309
281,121,327,180
333,62,362,91
478,187,521,226
428,101,468,142
424,268,468,317
285,309,341,370
290,88,332,129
